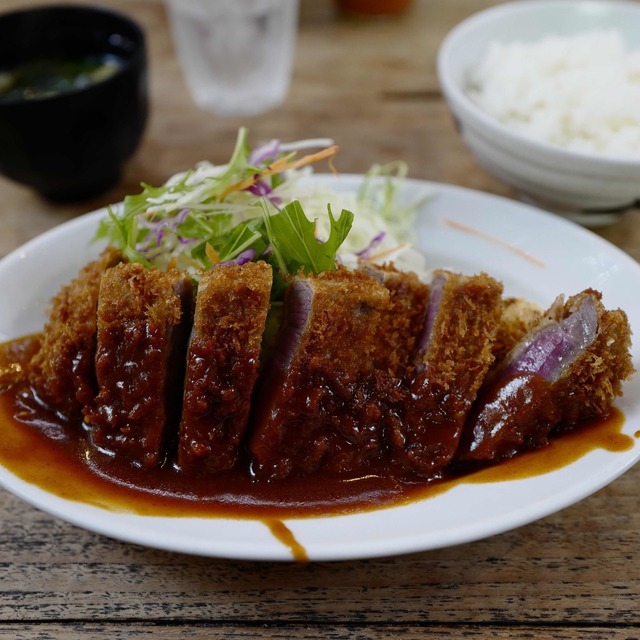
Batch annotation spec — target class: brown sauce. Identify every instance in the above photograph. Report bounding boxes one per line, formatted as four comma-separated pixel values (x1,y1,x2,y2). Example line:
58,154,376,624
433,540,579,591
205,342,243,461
264,519,309,562
0,384,421,518
0,335,636,560
0,383,633,519
0,335,40,387
465,409,633,483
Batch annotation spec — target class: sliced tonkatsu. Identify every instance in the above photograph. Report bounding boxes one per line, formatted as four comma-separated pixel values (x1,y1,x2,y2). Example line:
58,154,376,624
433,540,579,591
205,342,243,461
364,264,431,449
86,263,194,468
18,241,634,485
28,247,123,420
250,268,397,479
393,270,503,478
178,262,272,473
456,289,634,463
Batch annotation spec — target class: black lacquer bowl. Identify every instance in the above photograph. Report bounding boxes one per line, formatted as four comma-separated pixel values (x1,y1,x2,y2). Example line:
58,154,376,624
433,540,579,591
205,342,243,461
0,4,148,202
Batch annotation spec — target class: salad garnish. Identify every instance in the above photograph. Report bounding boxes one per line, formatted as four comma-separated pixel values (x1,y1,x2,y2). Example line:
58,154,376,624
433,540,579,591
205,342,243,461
95,127,429,290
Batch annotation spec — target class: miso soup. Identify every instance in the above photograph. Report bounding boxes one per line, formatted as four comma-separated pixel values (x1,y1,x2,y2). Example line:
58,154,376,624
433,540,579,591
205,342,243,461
0,54,123,101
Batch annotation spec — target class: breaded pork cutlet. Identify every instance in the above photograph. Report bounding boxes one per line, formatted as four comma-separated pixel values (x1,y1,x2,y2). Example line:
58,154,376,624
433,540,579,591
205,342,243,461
363,264,431,447
457,289,634,463
394,270,503,478
250,268,396,479
178,262,272,474
86,263,193,469
28,248,123,420
365,264,430,375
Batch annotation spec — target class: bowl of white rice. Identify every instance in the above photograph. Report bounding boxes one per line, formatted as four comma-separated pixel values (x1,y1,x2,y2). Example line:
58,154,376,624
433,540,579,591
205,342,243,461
437,0,640,223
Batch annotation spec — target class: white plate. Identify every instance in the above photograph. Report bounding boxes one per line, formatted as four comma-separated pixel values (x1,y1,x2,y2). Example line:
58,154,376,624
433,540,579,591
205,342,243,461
1,175,639,561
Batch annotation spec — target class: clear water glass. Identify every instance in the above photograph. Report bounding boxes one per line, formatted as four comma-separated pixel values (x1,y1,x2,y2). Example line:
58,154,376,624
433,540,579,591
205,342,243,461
166,0,299,116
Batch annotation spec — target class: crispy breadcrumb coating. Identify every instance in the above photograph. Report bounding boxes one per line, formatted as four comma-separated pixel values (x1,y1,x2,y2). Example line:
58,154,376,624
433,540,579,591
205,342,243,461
28,248,123,420
556,290,634,425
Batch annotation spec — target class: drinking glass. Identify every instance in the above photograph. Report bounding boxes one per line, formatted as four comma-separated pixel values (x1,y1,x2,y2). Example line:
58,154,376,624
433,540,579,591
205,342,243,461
165,0,299,116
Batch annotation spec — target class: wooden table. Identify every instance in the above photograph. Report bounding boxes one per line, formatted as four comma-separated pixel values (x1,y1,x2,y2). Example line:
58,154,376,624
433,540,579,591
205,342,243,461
1,1,639,638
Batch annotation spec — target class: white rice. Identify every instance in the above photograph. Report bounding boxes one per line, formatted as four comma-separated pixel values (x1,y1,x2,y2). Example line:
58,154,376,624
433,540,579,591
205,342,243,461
466,29,640,158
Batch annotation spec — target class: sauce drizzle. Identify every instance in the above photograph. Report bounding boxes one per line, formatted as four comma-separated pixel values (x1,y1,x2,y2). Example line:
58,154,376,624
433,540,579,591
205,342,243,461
263,519,309,562
444,218,546,268
0,383,635,559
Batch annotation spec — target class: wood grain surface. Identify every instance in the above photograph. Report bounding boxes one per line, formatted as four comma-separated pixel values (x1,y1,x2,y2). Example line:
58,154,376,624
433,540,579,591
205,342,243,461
0,0,639,638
